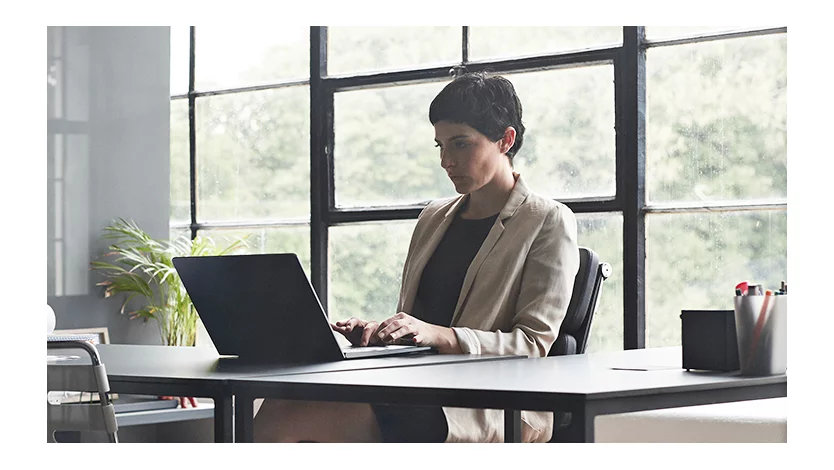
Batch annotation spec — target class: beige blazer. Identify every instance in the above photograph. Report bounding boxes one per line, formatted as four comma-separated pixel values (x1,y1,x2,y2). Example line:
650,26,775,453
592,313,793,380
397,173,580,443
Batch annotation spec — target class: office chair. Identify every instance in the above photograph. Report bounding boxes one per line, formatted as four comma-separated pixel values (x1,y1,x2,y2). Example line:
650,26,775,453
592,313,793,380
47,340,119,443
547,246,612,443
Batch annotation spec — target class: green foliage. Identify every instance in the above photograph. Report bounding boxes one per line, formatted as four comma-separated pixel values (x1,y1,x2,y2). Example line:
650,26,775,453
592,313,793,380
91,218,247,346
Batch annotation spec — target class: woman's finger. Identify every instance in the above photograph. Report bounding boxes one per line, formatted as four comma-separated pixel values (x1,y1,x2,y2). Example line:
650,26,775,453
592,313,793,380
391,324,416,342
375,320,396,341
380,320,413,343
360,322,379,346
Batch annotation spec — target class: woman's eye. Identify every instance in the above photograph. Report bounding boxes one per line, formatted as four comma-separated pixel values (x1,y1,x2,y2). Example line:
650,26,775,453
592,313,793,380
454,141,469,149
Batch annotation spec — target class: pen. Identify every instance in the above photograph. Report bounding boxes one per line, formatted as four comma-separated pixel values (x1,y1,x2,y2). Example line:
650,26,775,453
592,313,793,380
745,289,773,371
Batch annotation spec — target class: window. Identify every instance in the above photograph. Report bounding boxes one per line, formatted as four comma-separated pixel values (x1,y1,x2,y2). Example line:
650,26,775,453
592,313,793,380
327,27,459,76
171,26,787,352
506,66,616,199
469,26,622,61
333,82,450,208
328,221,417,322
644,29,787,347
195,87,310,222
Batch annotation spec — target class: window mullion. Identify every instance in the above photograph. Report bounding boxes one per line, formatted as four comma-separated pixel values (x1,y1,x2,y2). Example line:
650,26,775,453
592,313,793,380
310,26,332,310
617,26,647,350
188,26,198,241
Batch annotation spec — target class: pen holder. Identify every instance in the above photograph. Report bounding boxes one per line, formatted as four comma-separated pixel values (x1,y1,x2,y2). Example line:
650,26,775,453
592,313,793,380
733,294,787,376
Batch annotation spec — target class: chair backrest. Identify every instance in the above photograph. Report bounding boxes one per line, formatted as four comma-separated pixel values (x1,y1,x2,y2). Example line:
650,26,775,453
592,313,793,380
549,247,612,357
47,340,119,443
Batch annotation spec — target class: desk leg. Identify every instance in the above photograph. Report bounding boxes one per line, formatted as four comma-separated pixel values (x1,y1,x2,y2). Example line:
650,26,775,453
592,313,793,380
215,395,234,443
504,409,521,443
235,394,254,443
564,405,595,443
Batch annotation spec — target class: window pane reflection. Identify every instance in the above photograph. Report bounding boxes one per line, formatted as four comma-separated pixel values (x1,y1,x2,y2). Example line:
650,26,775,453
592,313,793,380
645,210,787,348
334,82,453,208
470,26,622,61
195,26,308,90
646,34,787,203
507,66,616,199
198,226,311,277
328,27,460,76
328,221,417,322
577,213,623,353
170,99,190,223
196,87,310,222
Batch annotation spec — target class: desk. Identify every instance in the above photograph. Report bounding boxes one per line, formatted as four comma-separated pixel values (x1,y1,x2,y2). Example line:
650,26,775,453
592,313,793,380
235,347,787,442
84,344,515,442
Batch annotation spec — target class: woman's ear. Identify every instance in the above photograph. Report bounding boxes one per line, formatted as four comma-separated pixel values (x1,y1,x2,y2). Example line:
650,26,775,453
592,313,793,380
499,127,517,154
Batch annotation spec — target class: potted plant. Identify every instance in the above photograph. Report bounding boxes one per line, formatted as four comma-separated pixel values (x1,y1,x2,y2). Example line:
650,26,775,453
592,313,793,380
91,218,247,347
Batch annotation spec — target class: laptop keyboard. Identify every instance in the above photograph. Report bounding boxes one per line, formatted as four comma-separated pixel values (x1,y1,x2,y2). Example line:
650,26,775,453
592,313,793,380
342,345,415,351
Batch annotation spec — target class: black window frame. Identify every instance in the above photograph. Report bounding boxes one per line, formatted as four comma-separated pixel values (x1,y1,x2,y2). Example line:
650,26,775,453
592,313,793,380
170,25,788,350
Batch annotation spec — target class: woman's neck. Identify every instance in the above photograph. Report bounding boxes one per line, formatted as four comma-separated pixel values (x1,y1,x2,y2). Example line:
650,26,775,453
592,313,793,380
460,169,517,220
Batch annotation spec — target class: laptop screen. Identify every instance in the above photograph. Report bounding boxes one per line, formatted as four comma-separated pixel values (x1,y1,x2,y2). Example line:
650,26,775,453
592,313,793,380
173,253,345,364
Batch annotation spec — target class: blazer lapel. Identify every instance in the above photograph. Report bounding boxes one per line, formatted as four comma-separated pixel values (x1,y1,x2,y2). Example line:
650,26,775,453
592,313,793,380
450,174,531,324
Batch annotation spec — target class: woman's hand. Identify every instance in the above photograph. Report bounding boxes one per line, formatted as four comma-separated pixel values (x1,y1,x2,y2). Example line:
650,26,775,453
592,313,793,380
375,312,461,354
331,317,382,347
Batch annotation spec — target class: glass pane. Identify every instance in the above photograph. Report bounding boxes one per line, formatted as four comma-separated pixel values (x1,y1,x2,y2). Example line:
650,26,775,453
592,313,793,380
169,226,189,242
196,87,310,222
334,81,454,207
470,26,622,61
328,216,623,352
646,34,787,203
170,26,190,96
170,98,190,223
195,26,308,90
646,26,782,41
577,213,623,353
198,226,311,277
507,67,616,199
645,210,787,348
328,221,417,323
327,26,460,76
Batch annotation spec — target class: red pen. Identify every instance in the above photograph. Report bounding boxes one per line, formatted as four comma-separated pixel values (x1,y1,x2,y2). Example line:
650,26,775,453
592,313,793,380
735,281,749,296
745,290,773,370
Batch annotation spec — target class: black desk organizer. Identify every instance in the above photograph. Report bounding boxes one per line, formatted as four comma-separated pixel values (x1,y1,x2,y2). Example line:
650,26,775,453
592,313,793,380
680,309,740,372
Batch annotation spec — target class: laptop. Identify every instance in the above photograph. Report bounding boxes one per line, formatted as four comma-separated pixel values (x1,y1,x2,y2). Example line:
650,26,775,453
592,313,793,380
172,253,431,364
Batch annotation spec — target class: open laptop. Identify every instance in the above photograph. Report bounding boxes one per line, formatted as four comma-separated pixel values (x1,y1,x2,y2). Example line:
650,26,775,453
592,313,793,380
172,253,431,364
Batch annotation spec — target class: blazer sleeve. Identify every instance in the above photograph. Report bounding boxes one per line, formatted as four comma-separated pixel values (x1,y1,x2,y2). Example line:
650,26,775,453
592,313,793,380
452,205,580,358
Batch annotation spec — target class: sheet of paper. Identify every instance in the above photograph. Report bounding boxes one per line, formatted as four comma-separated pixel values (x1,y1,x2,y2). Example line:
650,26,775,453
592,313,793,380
609,365,680,371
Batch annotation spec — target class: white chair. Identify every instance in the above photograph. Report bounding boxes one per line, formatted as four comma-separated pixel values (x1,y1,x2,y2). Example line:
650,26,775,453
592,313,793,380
47,340,119,443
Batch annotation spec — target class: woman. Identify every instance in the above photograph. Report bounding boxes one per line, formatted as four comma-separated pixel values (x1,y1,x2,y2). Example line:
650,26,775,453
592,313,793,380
254,72,579,443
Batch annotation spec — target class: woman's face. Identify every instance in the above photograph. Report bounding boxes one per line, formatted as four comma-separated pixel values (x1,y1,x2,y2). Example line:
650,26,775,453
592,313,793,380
433,121,511,195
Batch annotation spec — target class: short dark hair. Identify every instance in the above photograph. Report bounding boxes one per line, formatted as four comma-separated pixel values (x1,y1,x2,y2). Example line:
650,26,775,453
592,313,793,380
429,72,525,159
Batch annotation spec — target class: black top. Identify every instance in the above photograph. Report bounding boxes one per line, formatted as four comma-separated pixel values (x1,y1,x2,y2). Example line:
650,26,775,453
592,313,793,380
411,210,500,327
373,206,499,443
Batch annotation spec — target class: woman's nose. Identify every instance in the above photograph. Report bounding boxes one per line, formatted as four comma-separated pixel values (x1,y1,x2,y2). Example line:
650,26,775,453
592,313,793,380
440,149,453,169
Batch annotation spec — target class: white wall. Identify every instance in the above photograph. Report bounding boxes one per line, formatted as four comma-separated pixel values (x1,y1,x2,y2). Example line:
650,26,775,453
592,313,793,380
46,26,216,443
47,26,171,345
